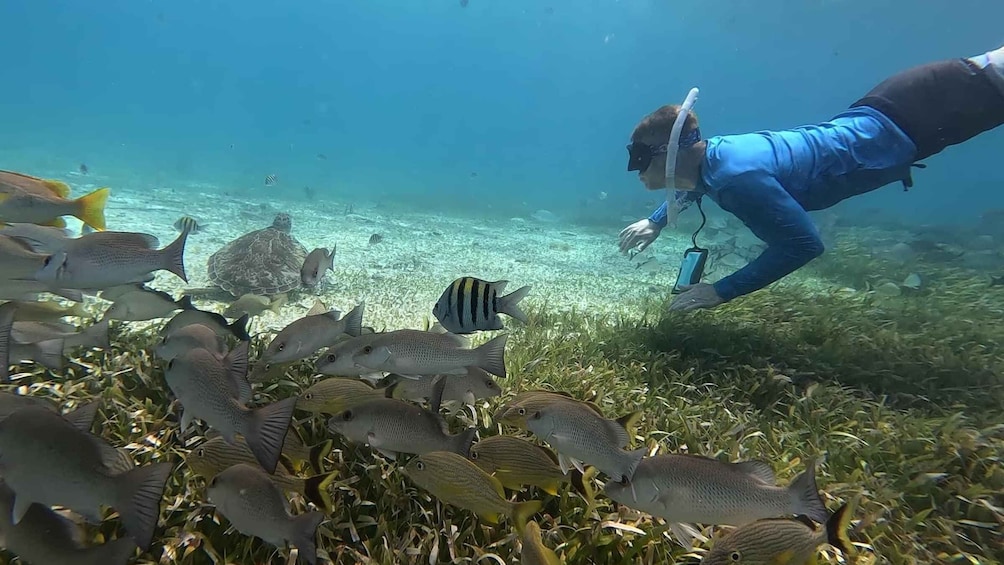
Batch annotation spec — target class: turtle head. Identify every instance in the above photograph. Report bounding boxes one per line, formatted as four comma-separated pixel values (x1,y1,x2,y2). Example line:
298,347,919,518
271,213,292,233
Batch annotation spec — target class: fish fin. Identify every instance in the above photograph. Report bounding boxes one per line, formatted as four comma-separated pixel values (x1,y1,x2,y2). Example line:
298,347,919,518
497,284,531,324
99,444,136,475
474,334,507,378
668,522,702,550
73,187,110,231
374,447,398,460
11,495,34,524
289,511,324,565
308,439,332,474
229,314,251,341
305,299,327,317
825,501,854,555
614,411,643,445
160,228,189,282
41,179,71,198
735,460,776,484
452,427,477,458
243,397,296,474
340,303,365,338
429,374,447,414
63,400,100,432
0,302,15,382
556,453,576,475
179,409,194,432
114,461,172,551
510,500,543,535
789,459,828,524
40,217,67,228
75,537,138,565
622,448,647,482
771,550,798,565
50,287,84,302
32,338,65,370
224,341,252,404
325,246,336,271
302,471,339,513
81,318,111,350
268,293,287,314
539,480,560,496
177,295,196,311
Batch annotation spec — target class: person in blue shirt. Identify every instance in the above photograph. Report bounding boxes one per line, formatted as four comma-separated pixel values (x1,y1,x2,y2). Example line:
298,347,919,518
619,45,1004,312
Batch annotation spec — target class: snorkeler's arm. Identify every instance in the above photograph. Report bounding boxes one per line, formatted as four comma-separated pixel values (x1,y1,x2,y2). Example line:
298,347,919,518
712,173,825,302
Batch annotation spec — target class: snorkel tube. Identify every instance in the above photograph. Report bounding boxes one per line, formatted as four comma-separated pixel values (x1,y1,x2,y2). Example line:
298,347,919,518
664,87,700,201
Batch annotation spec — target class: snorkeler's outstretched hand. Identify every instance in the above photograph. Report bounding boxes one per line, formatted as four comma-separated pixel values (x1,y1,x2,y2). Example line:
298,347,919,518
619,219,662,254
669,283,724,312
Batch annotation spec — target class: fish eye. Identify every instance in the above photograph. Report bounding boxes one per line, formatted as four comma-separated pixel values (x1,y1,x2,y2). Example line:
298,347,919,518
362,345,373,354
277,343,285,352
469,450,479,460
167,359,175,370
517,407,526,416
196,448,205,456
327,354,337,362
43,256,52,266
304,393,313,400
342,409,353,420
730,551,741,562
415,461,425,471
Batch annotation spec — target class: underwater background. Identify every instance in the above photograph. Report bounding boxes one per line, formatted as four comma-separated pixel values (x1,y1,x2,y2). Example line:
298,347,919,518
0,1,1003,565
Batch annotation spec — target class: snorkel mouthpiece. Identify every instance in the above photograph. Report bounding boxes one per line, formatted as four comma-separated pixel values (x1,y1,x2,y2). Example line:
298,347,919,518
665,87,700,200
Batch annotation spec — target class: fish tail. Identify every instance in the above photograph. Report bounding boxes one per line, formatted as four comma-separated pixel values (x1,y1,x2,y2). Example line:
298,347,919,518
826,501,855,555
62,400,101,432
33,337,65,370
325,246,336,271
73,187,110,231
452,427,478,458
498,285,532,324
73,536,138,565
615,410,643,443
302,471,339,513
160,228,189,282
229,313,252,341
475,334,508,378
82,318,111,350
288,511,325,565
341,303,365,338
510,500,543,535
789,459,829,524
308,439,333,474
113,461,172,551
243,397,296,474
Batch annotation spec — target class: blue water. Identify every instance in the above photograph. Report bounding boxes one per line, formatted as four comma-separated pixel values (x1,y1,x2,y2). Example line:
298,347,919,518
1,0,1002,225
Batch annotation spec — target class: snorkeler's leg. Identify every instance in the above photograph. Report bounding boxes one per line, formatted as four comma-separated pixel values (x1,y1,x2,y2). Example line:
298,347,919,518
851,48,1004,160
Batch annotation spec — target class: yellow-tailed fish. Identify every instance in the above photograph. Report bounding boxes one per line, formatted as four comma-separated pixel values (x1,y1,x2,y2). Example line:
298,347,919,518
0,169,109,230
468,435,591,498
279,427,333,475
404,451,542,532
187,437,337,512
521,520,562,565
296,377,385,415
700,502,854,565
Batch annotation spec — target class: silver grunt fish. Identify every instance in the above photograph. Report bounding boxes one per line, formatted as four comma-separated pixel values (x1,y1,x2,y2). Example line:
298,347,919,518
35,230,189,290
300,246,335,287
351,330,508,378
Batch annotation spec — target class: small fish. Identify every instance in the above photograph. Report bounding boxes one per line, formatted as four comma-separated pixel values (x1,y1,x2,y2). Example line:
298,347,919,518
403,451,542,531
494,391,610,433
0,406,172,550
0,222,73,254
468,435,588,497
433,277,531,334
35,230,189,290
296,377,385,415
300,246,335,287
161,297,251,341
521,520,562,565
173,215,205,234
602,455,829,527
460,0,469,7
368,233,383,245
8,300,87,322
0,170,109,231
264,174,278,186
316,153,327,160
101,284,186,321
78,163,89,175
700,502,854,565
351,331,508,378
187,437,337,512
11,318,109,353
0,479,137,565
156,322,229,361
207,463,324,565
525,400,645,482
384,366,502,407
326,378,475,460
164,347,297,473
251,304,365,380
224,293,286,319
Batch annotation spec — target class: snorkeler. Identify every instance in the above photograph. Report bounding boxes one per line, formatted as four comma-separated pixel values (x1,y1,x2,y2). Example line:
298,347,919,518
619,45,1004,312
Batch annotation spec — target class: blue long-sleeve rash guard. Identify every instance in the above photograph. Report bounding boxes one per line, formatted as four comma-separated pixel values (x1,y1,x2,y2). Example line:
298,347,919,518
648,105,917,302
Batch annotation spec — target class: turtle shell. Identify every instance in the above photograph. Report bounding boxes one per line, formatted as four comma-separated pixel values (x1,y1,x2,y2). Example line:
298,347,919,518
207,213,307,297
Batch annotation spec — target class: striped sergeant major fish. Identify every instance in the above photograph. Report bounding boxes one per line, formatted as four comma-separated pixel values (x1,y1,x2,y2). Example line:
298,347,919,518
433,276,530,334
264,174,278,186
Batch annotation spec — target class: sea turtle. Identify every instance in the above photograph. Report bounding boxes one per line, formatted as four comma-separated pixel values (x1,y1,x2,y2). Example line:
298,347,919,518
207,213,307,297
